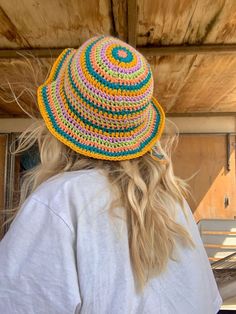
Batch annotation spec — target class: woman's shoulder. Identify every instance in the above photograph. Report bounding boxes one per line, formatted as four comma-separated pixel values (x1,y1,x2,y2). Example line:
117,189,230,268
33,168,110,204
34,169,109,198
23,169,112,233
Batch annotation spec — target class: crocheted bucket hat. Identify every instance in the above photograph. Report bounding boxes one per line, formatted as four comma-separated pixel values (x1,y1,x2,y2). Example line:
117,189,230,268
37,35,165,160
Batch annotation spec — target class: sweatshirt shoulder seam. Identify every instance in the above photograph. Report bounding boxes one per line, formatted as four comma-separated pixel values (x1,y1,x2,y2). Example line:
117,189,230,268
30,197,74,234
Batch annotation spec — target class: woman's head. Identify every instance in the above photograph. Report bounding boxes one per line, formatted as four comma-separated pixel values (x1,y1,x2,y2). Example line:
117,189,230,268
37,35,165,161
4,35,194,292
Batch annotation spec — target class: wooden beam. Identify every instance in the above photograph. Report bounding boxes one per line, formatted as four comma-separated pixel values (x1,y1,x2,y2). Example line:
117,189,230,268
0,114,27,118
2,44,236,59
0,49,63,59
139,44,236,56
127,0,137,47
0,118,34,132
167,112,236,117
0,108,11,115
1,116,235,133
169,116,236,133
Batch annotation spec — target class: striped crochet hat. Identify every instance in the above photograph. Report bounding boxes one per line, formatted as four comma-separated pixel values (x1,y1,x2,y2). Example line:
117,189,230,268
37,35,165,160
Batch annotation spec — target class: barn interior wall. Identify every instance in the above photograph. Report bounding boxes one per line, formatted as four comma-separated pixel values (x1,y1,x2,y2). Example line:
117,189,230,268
173,133,236,222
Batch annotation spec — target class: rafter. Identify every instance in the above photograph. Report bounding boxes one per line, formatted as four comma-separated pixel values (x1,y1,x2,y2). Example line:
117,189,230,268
2,44,236,59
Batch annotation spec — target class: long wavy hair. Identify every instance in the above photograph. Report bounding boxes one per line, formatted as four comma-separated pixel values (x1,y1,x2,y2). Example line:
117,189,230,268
1,54,194,292
2,119,194,291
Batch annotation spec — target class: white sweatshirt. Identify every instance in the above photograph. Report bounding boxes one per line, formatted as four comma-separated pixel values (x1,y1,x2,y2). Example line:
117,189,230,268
0,169,222,314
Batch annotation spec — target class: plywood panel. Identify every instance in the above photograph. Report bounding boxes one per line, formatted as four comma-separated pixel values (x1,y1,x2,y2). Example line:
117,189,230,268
0,0,114,49
0,134,7,239
172,134,236,221
147,54,197,112
1,0,236,48
148,54,236,113
137,0,236,46
170,55,236,113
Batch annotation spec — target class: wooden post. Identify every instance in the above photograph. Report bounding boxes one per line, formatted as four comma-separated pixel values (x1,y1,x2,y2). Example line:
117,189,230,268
127,0,137,48
0,134,7,240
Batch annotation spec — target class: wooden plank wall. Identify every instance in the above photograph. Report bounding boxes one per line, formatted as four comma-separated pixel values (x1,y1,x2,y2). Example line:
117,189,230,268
173,134,236,221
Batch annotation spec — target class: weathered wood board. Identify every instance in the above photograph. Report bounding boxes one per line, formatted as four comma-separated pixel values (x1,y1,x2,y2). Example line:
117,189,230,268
148,54,236,113
2,0,236,48
0,0,118,48
138,0,236,46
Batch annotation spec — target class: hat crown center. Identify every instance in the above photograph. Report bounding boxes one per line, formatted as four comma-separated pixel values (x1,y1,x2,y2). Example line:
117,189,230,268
117,49,128,58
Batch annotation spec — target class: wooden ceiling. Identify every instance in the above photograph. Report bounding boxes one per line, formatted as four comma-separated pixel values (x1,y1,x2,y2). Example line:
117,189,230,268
1,0,236,117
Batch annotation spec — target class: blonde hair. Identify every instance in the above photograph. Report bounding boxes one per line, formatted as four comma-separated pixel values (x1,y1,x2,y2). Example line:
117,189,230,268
3,118,194,291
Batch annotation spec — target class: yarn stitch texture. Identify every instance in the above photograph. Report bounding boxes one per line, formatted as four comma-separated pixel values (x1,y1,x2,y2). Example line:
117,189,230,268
37,35,165,160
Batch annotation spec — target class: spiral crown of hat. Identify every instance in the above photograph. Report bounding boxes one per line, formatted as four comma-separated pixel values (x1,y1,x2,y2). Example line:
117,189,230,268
63,36,154,133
